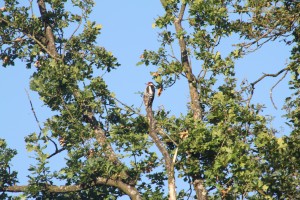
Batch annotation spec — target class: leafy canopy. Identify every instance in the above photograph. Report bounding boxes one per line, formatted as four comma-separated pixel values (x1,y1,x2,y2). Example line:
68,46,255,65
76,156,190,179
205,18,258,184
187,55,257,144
0,0,300,199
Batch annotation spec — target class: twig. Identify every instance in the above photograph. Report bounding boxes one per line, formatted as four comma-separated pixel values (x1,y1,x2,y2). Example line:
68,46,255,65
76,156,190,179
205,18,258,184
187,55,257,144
157,127,178,146
113,96,144,117
270,70,288,110
25,89,42,133
172,147,178,164
25,89,59,151
187,175,193,200
61,12,83,61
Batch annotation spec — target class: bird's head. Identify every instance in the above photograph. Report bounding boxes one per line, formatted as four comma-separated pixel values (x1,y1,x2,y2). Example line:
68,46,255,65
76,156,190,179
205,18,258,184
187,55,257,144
147,82,154,86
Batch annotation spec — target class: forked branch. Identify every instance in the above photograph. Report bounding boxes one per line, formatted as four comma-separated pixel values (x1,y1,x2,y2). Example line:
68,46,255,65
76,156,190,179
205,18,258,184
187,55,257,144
247,66,289,107
270,70,288,109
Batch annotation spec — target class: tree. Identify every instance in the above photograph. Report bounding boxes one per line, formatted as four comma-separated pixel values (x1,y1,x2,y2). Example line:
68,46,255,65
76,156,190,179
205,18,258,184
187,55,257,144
1,0,299,199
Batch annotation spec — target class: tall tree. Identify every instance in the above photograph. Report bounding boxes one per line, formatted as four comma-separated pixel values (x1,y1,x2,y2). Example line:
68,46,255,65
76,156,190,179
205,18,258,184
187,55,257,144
1,0,299,199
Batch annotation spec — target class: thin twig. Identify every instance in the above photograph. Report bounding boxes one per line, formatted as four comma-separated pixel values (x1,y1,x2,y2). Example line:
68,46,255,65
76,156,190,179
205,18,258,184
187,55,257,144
25,89,42,133
62,12,83,61
157,127,178,146
270,70,288,110
25,89,58,151
113,96,144,117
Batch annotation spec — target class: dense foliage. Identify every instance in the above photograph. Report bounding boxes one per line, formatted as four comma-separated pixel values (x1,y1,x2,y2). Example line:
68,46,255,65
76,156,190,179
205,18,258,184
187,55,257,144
1,0,299,199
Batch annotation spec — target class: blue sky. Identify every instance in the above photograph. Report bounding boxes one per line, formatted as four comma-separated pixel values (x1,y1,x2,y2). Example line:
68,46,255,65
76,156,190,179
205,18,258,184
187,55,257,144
0,0,293,198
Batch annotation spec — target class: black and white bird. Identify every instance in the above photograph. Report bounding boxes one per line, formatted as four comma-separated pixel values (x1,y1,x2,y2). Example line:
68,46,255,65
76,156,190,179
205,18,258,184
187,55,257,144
143,82,155,108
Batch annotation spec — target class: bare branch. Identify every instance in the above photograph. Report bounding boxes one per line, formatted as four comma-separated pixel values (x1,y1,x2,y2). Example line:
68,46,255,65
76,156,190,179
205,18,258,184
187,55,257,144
25,89,59,151
25,89,42,132
251,67,288,86
270,70,288,110
247,67,289,107
47,147,66,159
113,96,144,117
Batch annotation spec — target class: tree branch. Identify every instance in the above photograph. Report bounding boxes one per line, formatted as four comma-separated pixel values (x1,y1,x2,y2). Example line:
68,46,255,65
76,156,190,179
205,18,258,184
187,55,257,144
247,67,289,107
251,67,288,86
173,3,207,199
37,0,60,59
174,3,202,120
270,70,288,110
47,147,65,159
146,106,176,200
25,89,42,132
62,11,83,61
5,177,141,200
0,17,62,61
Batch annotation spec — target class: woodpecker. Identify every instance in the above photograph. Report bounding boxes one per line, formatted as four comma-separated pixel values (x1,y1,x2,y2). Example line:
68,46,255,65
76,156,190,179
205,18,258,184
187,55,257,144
143,82,155,108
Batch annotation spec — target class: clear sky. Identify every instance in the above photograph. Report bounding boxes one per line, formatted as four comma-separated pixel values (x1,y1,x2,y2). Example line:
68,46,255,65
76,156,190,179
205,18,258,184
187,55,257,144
0,1,293,198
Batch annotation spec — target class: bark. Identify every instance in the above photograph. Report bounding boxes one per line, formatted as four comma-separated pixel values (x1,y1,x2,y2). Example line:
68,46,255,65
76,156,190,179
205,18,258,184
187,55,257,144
146,107,177,200
5,177,142,200
193,178,208,200
174,4,202,120
37,0,59,58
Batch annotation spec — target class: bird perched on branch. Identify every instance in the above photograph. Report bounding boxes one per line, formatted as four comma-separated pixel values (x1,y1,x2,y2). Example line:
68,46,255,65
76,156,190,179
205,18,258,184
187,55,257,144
143,82,155,108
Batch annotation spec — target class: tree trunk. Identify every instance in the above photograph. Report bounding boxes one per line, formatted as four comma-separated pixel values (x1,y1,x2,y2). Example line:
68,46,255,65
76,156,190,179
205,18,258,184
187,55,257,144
168,168,177,200
174,3,208,200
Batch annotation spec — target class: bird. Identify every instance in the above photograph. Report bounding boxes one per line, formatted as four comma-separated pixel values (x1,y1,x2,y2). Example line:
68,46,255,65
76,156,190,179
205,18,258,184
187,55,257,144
143,82,155,108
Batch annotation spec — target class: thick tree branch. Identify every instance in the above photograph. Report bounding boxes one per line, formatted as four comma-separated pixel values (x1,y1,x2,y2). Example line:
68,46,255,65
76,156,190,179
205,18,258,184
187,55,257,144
146,106,176,200
70,89,125,176
174,3,202,120
82,110,129,180
83,113,120,162
173,3,207,199
5,177,141,200
37,0,59,58
0,17,61,61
